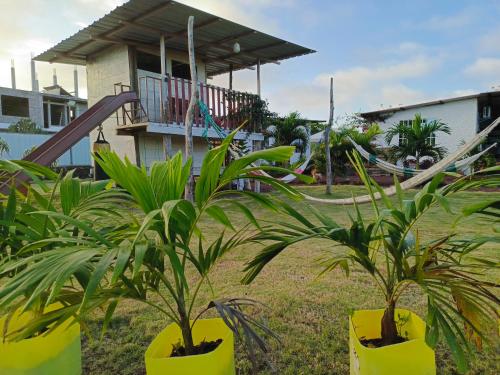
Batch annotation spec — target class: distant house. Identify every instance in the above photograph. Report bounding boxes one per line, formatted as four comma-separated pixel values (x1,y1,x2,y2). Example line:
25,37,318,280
0,85,89,166
359,90,500,160
34,0,315,174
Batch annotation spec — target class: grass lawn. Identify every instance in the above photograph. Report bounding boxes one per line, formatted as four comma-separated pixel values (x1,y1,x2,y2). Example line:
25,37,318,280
81,185,499,374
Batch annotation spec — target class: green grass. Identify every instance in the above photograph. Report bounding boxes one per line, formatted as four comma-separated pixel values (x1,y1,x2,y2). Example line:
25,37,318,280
81,185,499,374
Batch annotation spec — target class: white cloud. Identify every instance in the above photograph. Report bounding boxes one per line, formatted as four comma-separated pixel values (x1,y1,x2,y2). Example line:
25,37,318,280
464,58,500,76
421,9,475,31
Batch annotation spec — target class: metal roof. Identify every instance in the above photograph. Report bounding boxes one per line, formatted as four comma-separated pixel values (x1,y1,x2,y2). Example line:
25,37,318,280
34,0,315,77
360,90,500,118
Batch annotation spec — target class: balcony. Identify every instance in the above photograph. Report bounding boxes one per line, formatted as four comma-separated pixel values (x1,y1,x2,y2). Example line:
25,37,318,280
123,72,263,135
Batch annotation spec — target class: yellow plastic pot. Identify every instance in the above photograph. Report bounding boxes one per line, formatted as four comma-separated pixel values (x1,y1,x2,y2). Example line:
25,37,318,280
145,318,235,375
0,305,81,375
349,309,435,375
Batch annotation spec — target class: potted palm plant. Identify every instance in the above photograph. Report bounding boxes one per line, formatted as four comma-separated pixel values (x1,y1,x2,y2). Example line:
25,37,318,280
243,152,499,374
0,131,309,374
0,161,131,374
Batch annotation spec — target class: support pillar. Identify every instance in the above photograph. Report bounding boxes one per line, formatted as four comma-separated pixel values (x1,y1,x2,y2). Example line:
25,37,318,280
256,59,261,97
163,135,172,159
160,34,168,122
229,64,233,90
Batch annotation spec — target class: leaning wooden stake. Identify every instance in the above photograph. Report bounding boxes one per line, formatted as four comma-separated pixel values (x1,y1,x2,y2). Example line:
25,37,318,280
325,77,334,194
184,15,198,201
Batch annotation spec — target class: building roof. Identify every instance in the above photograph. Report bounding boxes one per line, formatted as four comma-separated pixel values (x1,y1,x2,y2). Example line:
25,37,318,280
360,90,500,118
34,0,315,77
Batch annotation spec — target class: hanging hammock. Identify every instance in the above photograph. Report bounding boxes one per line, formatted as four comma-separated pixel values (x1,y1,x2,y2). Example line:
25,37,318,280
301,117,500,205
197,100,312,183
348,137,498,177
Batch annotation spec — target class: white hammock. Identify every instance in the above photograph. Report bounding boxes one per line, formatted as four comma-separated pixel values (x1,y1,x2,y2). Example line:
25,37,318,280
349,137,497,177
302,117,500,205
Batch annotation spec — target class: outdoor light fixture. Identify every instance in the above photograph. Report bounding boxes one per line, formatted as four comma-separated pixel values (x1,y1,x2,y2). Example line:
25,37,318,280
233,42,241,53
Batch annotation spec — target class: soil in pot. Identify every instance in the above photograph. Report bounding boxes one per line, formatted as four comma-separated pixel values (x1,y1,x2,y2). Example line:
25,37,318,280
359,335,407,348
170,339,223,357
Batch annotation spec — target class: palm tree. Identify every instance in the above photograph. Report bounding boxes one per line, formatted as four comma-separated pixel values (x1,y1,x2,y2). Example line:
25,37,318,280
243,154,499,373
0,138,9,157
312,123,382,180
385,114,451,168
266,111,309,157
0,131,303,364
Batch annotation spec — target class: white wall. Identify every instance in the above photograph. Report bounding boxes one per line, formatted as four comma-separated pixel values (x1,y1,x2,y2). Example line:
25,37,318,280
137,134,210,175
0,87,43,128
376,98,479,153
87,45,136,163
0,132,90,166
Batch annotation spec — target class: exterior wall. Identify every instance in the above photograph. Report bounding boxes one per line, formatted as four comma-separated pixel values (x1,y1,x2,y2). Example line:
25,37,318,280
0,132,90,166
375,98,478,153
0,87,43,128
87,45,136,162
137,133,210,175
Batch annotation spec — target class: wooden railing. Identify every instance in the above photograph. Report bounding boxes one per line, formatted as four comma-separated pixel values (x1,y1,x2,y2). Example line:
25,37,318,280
136,74,261,133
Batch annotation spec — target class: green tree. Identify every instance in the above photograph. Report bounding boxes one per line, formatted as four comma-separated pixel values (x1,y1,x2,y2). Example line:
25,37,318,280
385,114,451,167
244,154,499,374
8,119,42,134
312,123,382,180
266,112,309,157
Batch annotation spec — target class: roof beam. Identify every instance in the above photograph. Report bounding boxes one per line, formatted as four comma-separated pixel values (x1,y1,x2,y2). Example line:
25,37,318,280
205,41,287,63
57,1,174,60
163,17,221,41
196,30,256,49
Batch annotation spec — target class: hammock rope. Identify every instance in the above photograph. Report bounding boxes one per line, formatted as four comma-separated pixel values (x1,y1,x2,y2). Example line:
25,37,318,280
302,117,500,205
349,137,497,176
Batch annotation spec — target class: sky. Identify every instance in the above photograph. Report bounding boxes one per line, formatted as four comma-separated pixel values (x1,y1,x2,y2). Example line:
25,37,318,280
0,0,499,122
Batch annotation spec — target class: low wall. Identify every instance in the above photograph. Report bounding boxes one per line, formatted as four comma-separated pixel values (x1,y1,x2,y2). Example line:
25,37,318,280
0,132,91,166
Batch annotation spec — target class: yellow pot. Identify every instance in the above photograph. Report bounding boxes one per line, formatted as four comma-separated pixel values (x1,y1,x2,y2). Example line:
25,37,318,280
145,318,235,375
0,305,81,375
349,309,435,375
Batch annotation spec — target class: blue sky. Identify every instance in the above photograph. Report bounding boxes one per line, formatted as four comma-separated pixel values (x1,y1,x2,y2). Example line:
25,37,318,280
1,0,499,121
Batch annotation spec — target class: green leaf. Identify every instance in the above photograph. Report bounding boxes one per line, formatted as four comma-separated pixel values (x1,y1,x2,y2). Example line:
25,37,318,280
205,205,235,231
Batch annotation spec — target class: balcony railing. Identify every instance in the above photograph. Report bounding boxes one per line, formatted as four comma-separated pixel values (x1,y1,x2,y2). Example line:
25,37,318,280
136,74,262,133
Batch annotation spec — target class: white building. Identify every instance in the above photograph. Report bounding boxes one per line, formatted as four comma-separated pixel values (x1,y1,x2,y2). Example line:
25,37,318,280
0,84,90,167
34,0,315,174
360,91,500,160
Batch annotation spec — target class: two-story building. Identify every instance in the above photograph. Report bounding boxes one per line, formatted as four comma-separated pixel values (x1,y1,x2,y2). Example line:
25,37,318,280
360,90,500,161
34,0,315,174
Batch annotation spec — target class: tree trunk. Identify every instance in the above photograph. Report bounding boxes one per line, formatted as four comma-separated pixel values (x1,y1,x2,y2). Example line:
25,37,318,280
381,300,398,346
178,306,195,355
184,15,198,202
325,77,334,195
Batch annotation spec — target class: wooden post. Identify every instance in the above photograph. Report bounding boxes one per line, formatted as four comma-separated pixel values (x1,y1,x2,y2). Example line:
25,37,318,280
256,59,261,97
254,60,262,193
325,77,334,195
229,64,233,90
184,15,198,201
160,34,167,122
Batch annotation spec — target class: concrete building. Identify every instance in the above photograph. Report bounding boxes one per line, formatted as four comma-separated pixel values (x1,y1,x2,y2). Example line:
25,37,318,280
360,90,500,160
34,0,315,174
0,64,89,166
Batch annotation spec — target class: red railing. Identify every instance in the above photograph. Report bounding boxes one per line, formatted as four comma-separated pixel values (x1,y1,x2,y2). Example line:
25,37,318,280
137,74,260,132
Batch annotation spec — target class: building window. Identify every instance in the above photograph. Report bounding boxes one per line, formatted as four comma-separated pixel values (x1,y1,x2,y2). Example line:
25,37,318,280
482,105,491,119
426,132,436,146
398,118,427,146
172,60,192,80
137,51,161,74
1,95,29,117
